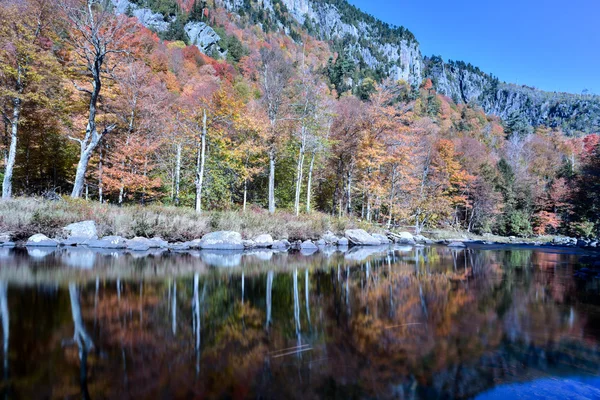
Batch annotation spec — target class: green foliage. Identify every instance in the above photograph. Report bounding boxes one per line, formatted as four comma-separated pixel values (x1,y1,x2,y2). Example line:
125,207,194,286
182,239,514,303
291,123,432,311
213,26,249,64
189,0,206,22
326,51,355,97
356,77,377,101
130,0,180,18
160,13,189,43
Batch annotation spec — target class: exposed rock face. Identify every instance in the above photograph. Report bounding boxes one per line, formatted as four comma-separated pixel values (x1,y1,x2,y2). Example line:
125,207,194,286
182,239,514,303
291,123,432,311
185,22,223,55
344,229,381,246
27,234,59,247
198,231,244,250
111,0,171,32
424,56,600,133
218,0,422,85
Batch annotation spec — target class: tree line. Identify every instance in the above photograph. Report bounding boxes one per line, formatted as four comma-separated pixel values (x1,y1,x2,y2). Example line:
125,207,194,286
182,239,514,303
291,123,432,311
1,0,599,237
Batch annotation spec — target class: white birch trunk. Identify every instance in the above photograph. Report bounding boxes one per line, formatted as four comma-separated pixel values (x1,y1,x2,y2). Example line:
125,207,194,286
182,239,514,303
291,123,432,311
305,150,316,213
195,110,207,213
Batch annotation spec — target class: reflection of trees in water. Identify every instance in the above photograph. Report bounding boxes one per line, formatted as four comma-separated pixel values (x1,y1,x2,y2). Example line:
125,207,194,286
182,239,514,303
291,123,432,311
2,247,600,398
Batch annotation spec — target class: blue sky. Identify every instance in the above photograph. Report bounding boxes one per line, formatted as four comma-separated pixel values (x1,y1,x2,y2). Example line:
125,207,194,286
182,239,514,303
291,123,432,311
348,0,600,94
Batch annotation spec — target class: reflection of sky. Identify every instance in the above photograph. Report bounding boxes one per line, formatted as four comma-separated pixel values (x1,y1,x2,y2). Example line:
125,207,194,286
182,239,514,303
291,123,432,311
476,376,600,400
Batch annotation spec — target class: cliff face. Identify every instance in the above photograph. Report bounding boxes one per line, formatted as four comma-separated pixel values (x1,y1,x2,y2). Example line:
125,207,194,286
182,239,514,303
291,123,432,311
218,0,422,85
424,57,600,134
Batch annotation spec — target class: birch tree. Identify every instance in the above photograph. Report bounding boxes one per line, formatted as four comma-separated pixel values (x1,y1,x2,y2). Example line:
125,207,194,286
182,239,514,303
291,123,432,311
59,0,132,198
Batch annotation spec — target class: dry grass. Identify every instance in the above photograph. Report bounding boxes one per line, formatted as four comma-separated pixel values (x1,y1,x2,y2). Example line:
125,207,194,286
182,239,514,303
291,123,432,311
0,197,375,242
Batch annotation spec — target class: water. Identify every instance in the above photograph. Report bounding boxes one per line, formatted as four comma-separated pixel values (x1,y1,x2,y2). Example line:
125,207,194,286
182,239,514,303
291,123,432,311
0,245,599,399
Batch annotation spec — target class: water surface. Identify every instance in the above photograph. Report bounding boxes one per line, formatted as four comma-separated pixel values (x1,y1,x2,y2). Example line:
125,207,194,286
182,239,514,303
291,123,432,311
0,245,599,399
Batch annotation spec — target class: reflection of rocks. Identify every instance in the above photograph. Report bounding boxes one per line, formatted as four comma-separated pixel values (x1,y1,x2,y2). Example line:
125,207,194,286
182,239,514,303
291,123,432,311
61,249,97,269
344,245,389,261
345,229,380,246
199,250,243,267
26,247,55,258
169,242,191,251
300,248,318,256
27,234,59,247
246,250,274,261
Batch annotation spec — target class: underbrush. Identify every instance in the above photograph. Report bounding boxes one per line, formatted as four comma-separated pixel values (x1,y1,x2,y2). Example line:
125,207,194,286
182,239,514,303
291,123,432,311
0,197,375,242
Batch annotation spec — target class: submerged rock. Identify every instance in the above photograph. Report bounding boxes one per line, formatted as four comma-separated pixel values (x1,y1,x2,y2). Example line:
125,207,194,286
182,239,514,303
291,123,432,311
345,229,381,246
198,231,244,250
27,234,59,247
88,235,127,249
300,240,318,250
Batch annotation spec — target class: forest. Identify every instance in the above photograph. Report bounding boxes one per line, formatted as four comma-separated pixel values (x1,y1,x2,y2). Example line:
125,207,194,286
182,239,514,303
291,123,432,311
1,0,599,238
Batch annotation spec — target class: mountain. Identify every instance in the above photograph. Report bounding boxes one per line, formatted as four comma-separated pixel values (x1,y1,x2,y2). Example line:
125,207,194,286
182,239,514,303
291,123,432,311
113,0,600,134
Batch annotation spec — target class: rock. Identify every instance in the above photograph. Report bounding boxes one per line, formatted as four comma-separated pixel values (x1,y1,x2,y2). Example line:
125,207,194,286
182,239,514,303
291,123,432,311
148,237,169,248
198,231,244,250
126,237,153,251
188,239,203,249
185,21,223,55
253,234,274,248
448,241,466,248
590,241,598,248
169,242,191,251
337,237,349,246
391,231,415,244
372,233,391,244
321,231,339,245
300,240,318,250
243,239,256,249
316,239,327,246
271,239,291,249
61,237,93,246
345,229,380,246
88,235,127,249
577,239,589,248
26,234,59,247
0,232,13,244
62,221,98,240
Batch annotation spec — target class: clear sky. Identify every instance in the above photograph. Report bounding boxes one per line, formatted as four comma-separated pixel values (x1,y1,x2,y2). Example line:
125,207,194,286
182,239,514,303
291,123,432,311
348,0,600,95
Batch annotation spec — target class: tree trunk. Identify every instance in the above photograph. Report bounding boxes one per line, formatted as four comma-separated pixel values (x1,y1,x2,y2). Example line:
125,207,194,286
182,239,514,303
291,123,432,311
195,110,207,213
243,178,248,213
306,150,316,213
2,97,21,200
387,168,397,228
346,168,353,215
268,149,275,214
174,143,182,205
294,132,306,216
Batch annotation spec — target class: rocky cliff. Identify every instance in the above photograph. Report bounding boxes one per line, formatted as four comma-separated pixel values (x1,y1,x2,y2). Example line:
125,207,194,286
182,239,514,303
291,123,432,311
424,56,600,134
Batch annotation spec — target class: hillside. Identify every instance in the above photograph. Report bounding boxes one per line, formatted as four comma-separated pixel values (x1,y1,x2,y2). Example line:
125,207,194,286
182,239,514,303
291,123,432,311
111,0,600,134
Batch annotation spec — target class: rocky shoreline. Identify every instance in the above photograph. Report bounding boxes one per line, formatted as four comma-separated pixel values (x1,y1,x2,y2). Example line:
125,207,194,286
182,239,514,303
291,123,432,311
1,220,598,254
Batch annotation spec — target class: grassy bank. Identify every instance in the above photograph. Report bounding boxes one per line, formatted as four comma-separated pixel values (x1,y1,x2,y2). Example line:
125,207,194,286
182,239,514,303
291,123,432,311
0,197,376,242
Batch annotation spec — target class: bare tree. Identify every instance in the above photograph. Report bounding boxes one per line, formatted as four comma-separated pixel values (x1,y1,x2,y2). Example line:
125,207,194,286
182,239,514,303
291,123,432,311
59,0,131,198
259,47,292,214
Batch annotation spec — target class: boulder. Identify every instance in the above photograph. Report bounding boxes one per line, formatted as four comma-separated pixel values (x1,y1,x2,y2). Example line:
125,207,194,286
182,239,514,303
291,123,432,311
372,233,391,244
62,221,98,240
198,231,244,250
337,237,349,246
243,240,256,249
345,229,380,246
316,239,327,246
169,242,191,251
188,239,203,249
271,239,291,249
300,240,318,250
448,241,467,248
253,234,274,248
88,235,127,249
148,237,169,248
126,237,153,251
26,234,59,247
391,231,415,244
321,231,339,245
590,241,598,248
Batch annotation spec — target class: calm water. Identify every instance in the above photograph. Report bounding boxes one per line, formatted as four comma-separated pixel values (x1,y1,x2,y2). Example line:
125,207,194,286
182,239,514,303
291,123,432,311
0,245,599,399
